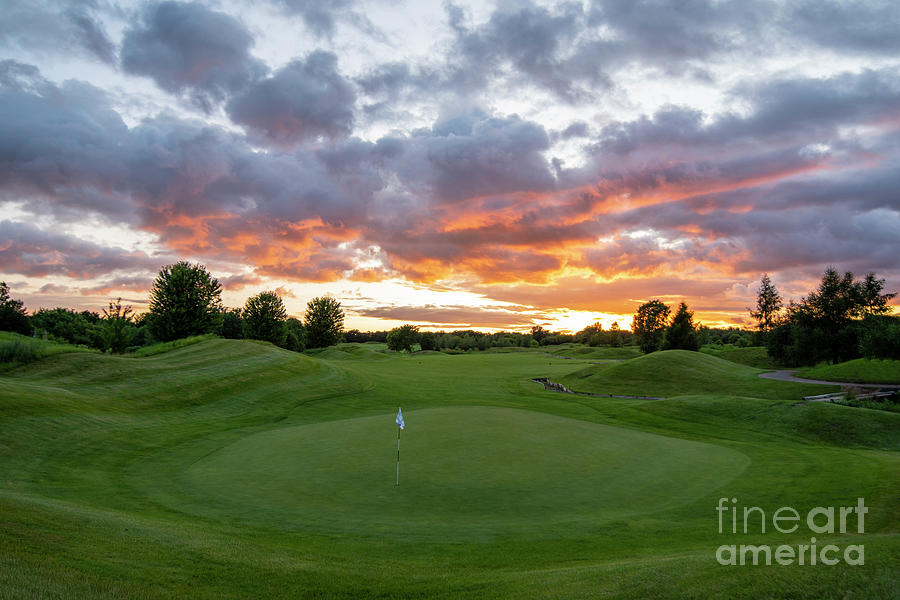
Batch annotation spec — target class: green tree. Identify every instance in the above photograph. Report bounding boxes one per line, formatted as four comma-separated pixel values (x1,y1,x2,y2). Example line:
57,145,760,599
632,300,670,354
663,302,699,351
608,321,623,347
766,267,897,365
219,308,243,339
419,330,436,351
0,282,31,335
387,324,420,352
101,298,134,353
575,323,603,345
304,296,344,348
855,272,896,317
284,317,306,352
147,262,223,342
31,307,102,347
749,273,782,333
243,291,287,346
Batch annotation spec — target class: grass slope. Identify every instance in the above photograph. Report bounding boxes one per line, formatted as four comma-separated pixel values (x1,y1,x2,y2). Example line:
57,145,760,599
800,358,900,384
559,349,834,399
1,340,898,598
699,345,780,369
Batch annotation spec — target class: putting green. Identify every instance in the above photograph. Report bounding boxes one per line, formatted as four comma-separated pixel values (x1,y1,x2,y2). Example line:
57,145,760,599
160,407,748,540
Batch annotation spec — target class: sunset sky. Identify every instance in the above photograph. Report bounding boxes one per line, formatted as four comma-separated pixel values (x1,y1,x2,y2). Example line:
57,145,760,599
1,0,899,332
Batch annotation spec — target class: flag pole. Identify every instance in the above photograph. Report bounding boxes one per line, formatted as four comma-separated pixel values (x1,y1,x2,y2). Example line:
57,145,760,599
395,407,404,486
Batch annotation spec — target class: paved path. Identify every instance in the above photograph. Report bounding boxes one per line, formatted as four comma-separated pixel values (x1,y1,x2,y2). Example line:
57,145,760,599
759,370,900,389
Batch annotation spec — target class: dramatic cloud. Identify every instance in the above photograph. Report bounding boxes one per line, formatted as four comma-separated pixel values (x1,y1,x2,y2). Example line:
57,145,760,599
388,111,555,203
121,1,266,110
227,51,356,146
0,220,163,278
2,0,898,328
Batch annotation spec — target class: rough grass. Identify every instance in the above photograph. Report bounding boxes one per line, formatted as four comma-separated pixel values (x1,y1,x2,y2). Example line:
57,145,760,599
800,358,900,384
1,340,898,599
0,331,95,371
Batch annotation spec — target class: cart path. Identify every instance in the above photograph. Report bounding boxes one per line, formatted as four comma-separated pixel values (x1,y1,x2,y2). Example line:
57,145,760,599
759,370,900,389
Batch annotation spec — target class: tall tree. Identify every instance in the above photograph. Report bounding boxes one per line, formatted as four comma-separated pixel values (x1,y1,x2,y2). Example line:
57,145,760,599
767,267,898,365
749,273,782,333
304,296,344,348
243,291,288,346
0,282,30,335
147,262,223,342
632,300,670,354
855,272,896,317
663,302,699,351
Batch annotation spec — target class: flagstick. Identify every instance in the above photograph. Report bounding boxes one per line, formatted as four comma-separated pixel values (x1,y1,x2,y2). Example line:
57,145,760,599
395,426,401,486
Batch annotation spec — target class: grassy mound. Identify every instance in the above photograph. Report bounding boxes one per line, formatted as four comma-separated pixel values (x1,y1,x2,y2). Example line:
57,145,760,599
165,406,747,539
799,358,900,384
559,349,833,399
699,345,779,369
543,344,641,360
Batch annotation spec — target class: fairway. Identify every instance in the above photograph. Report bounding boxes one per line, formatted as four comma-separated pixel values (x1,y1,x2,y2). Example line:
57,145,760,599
2,339,899,598
171,406,748,538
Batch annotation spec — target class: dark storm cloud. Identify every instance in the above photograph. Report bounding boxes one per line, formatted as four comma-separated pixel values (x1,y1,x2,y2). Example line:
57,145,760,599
0,220,162,278
0,0,116,64
120,1,267,111
227,51,356,146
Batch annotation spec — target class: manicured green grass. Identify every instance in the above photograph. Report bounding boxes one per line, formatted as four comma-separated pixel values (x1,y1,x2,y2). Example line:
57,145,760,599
700,345,780,369
175,406,747,539
1,339,898,598
559,349,835,399
128,334,217,357
543,343,642,360
800,358,900,384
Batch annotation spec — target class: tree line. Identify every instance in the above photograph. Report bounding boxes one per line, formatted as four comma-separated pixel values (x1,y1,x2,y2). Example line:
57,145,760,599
2,262,895,364
750,268,898,365
0,261,345,354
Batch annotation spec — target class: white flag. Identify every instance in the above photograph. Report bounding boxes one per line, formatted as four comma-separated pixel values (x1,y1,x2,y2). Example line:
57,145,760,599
395,407,405,430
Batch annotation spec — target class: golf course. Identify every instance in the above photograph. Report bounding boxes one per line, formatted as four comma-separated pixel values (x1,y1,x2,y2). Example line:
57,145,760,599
1,335,898,598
